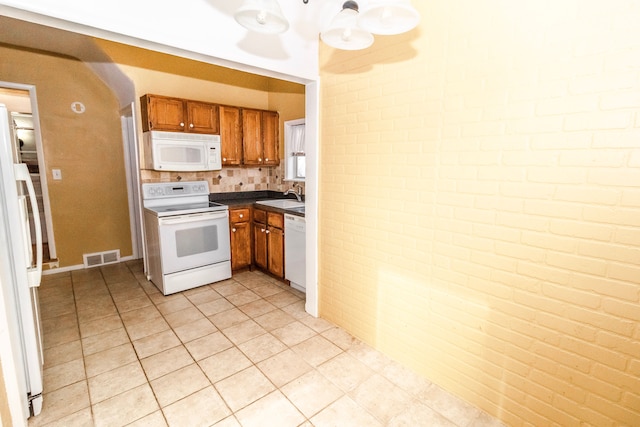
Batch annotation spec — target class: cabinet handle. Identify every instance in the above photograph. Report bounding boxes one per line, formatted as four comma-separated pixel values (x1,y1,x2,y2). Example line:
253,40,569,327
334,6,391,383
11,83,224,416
258,158,262,162
266,230,270,234
180,122,185,127
239,214,244,218
189,123,194,128
261,228,265,233
265,158,269,162
223,157,227,161
232,228,237,232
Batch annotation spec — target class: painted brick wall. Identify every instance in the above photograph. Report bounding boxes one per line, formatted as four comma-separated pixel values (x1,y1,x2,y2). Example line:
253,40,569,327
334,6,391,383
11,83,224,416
318,1,640,425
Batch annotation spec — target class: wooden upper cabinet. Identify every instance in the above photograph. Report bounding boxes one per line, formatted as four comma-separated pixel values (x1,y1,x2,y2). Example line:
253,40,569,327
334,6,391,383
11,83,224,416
141,94,186,132
262,110,279,166
141,95,280,165
242,108,280,166
219,106,242,166
242,109,263,166
186,101,219,134
141,94,219,134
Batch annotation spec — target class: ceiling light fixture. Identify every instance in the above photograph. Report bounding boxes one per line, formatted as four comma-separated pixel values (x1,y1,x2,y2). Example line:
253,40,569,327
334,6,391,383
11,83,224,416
320,1,374,51
233,0,420,50
234,0,290,35
358,0,421,35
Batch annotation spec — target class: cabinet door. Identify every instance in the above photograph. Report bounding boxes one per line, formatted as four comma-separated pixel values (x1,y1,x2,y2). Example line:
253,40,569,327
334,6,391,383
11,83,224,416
187,101,219,134
230,220,252,270
220,106,242,165
142,95,186,132
267,225,284,279
253,221,268,270
242,109,263,165
262,110,279,166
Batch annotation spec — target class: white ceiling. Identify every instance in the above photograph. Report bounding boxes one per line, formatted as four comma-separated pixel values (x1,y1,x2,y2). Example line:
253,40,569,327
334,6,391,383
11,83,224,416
0,0,350,83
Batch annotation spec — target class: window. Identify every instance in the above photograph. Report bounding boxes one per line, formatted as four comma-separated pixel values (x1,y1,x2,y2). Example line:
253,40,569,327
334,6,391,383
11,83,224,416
284,119,305,181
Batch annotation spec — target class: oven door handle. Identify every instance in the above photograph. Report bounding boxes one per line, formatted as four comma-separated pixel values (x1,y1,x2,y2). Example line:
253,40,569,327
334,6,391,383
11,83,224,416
159,211,228,225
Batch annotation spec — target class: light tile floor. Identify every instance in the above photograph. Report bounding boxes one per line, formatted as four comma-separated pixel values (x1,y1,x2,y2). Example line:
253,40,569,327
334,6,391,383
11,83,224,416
30,260,506,427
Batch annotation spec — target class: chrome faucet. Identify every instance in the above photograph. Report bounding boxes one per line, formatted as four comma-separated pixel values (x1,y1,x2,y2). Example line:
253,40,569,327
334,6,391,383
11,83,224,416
283,184,303,202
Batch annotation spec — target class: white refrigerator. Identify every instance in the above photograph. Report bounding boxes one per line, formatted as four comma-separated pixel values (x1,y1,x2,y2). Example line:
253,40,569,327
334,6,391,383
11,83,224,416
0,103,44,419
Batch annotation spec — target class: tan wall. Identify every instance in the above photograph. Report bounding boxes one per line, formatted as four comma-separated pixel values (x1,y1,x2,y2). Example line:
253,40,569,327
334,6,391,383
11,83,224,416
318,1,640,426
97,40,305,192
268,80,307,193
1,46,132,268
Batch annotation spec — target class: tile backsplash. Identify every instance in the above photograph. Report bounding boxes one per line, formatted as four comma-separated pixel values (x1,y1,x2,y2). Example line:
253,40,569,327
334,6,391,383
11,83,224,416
140,164,304,194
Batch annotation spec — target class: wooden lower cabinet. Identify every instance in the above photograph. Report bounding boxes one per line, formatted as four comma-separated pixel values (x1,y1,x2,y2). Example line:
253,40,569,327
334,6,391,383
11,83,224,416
267,220,284,278
229,208,252,271
253,221,268,271
252,207,284,279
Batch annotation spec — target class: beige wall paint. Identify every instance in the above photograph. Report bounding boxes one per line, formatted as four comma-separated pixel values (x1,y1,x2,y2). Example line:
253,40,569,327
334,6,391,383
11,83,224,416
1,45,132,268
97,40,305,192
268,80,307,193
319,1,640,426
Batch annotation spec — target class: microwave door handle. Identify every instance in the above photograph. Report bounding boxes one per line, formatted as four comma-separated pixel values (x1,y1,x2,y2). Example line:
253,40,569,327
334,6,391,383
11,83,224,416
14,163,42,288
160,211,227,225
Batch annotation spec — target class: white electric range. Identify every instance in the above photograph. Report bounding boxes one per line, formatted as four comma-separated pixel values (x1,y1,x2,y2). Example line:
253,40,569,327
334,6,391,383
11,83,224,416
142,181,231,295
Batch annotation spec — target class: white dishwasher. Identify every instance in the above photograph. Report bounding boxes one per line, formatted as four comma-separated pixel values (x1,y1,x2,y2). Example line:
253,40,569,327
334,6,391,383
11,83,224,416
284,214,306,293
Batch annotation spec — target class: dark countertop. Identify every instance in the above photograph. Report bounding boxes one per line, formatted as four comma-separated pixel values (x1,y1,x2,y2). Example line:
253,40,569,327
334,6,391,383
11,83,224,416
210,190,305,217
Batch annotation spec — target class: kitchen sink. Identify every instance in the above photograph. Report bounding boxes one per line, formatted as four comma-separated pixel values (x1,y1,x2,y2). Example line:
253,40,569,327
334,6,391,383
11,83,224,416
256,199,304,209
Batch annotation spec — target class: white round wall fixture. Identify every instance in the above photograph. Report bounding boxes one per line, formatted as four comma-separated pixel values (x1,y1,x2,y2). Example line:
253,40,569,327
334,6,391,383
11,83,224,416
71,101,86,114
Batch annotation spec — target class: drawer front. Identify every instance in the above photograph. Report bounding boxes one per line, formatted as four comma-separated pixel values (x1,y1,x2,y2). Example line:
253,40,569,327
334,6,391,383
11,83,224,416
230,208,250,223
253,208,267,224
267,212,284,229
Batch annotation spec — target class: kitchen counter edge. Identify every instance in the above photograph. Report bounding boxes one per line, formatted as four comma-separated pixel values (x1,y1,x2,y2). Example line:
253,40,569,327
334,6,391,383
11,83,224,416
210,191,305,218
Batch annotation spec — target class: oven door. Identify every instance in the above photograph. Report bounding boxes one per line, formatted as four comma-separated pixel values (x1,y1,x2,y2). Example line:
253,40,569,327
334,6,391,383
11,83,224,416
158,210,230,275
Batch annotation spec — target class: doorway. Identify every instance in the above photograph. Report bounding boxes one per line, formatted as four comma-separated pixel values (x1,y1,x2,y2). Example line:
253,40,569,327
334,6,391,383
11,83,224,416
0,84,57,266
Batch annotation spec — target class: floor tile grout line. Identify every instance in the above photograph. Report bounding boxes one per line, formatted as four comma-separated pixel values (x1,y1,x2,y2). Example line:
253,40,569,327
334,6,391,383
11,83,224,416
112,261,174,427
42,270,333,425
128,267,336,425
36,261,502,427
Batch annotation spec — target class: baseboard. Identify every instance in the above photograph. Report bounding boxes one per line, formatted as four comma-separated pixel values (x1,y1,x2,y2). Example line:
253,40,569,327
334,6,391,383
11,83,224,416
41,255,137,276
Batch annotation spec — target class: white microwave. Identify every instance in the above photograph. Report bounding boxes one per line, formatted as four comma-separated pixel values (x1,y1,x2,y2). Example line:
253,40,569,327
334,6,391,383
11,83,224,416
143,131,222,171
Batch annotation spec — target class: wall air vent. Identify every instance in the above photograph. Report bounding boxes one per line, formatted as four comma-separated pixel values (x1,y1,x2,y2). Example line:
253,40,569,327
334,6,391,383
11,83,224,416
83,250,120,268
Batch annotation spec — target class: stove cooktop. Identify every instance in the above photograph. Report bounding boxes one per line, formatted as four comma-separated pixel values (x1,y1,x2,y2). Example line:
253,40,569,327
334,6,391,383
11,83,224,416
145,201,227,217
142,181,229,217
